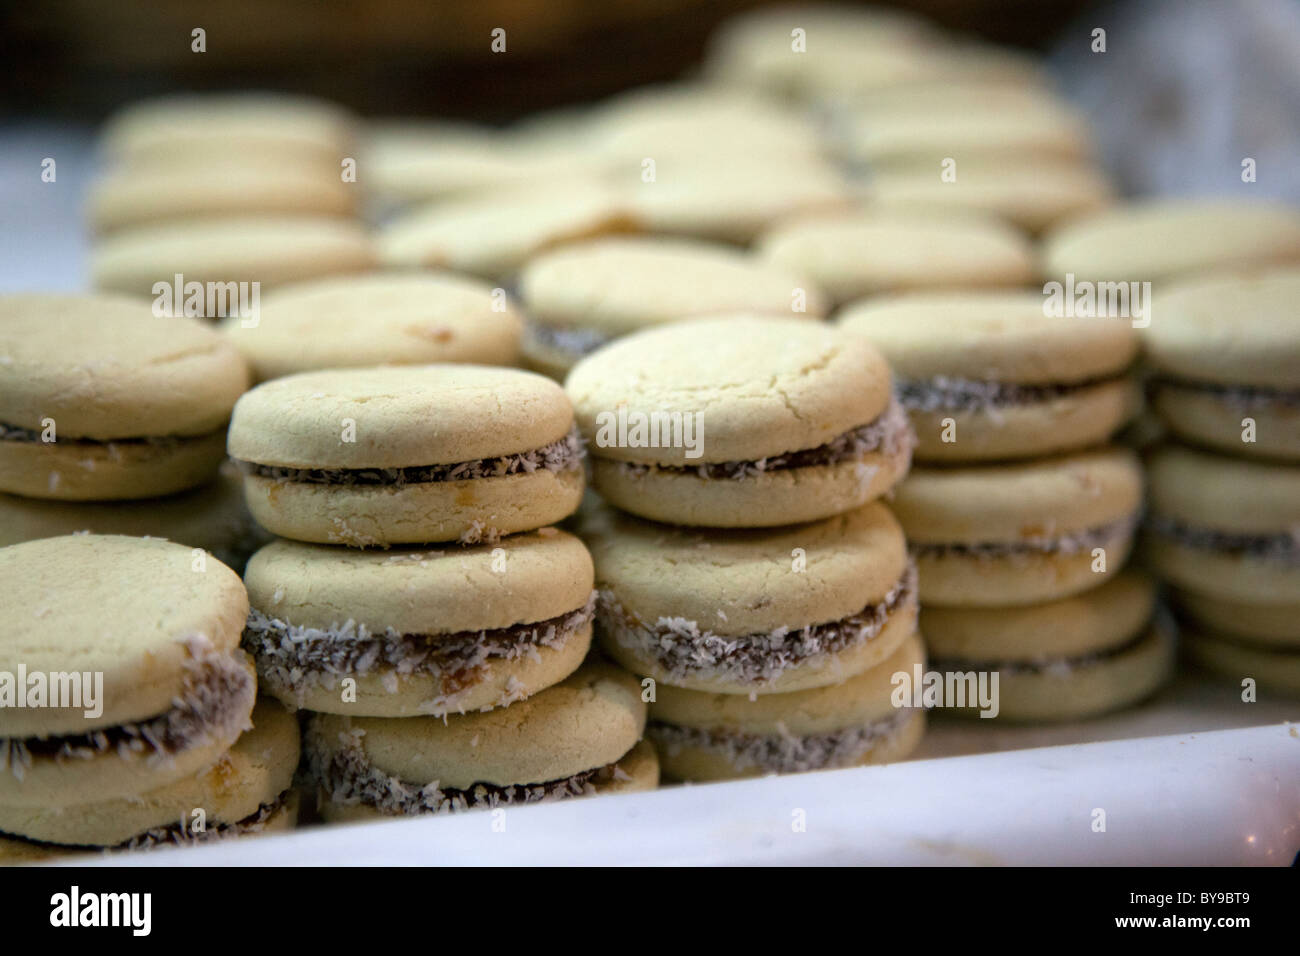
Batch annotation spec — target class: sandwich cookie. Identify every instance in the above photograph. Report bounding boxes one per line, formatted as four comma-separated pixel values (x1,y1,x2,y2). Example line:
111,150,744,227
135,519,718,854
0,699,299,850
838,291,1139,462
922,572,1171,721
649,630,926,781
1042,200,1300,284
587,503,918,694
227,365,584,546
242,529,595,716
1143,269,1300,461
566,317,912,527
0,294,248,500
1183,631,1300,696
757,211,1036,306
222,273,523,382
304,660,657,819
378,183,638,282
1175,591,1300,696
1144,445,1300,604
92,216,375,299
0,535,255,807
518,236,827,380
892,447,1143,607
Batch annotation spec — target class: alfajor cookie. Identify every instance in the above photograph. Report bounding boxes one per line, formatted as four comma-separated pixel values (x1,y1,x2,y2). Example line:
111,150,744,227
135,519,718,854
1183,630,1300,696
227,365,584,546
1144,445,1300,605
649,630,926,781
378,183,638,281
566,317,912,527
838,291,1139,462
0,699,299,850
1042,200,1300,284
757,211,1036,305
304,660,656,819
587,502,917,695
242,529,595,716
0,535,255,808
222,273,523,382
922,572,1172,721
892,447,1143,607
0,294,248,500
92,216,375,300
1175,589,1300,696
1143,269,1300,461
518,236,826,379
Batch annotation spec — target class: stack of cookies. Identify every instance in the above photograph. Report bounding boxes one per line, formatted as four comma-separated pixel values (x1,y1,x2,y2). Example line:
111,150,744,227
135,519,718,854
226,364,658,819
839,292,1171,722
567,316,925,780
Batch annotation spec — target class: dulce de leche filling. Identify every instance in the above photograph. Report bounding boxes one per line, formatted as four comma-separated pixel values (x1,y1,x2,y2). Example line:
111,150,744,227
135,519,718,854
1147,514,1300,565
911,513,1139,560
897,374,1126,413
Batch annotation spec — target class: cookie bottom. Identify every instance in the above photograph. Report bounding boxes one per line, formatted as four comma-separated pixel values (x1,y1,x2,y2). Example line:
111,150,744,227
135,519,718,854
1153,384,1300,463
1185,629,1300,695
1144,531,1299,604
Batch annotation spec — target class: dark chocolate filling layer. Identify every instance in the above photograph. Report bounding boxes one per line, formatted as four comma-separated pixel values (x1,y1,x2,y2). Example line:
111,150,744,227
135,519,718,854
0,422,211,448
1150,376,1300,409
234,426,584,486
911,514,1139,559
524,321,612,358
930,626,1153,677
598,562,916,685
305,723,633,815
1148,514,1300,564
615,397,912,480
897,374,1123,413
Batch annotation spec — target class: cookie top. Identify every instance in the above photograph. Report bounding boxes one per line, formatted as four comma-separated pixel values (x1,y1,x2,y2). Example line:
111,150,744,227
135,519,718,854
757,211,1036,304
566,316,890,465
1042,201,1300,282
312,660,645,789
102,93,353,168
1147,444,1300,534
587,502,907,636
0,293,249,438
520,237,826,336
91,216,375,298
0,535,248,736
228,365,574,469
1143,269,1300,389
838,291,1138,384
222,273,523,381
378,183,637,280
893,447,1142,544
244,528,593,634
923,571,1155,661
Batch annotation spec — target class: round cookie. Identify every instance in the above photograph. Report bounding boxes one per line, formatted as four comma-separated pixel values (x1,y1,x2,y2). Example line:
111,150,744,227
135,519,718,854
89,159,357,234
242,529,595,716
757,211,1036,305
223,273,523,382
91,216,375,300
227,365,584,546
305,660,654,817
0,699,299,848
1144,445,1300,604
588,502,917,695
102,93,353,169
1174,590,1299,649
1184,630,1300,696
566,316,912,527
839,291,1138,461
0,294,248,501
892,447,1143,607
519,237,827,379
649,630,926,781
1042,200,1300,284
1144,269,1300,461
0,535,255,808
378,182,638,281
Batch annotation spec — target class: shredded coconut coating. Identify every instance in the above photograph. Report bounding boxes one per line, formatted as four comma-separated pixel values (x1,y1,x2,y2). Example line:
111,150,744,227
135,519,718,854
304,723,627,816
649,708,914,775
0,637,255,781
911,514,1140,559
931,627,1152,678
616,397,912,480
1151,376,1300,409
525,321,611,358
113,793,289,852
1147,514,1300,565
897,375,1120,413
599,562,916,686
235,427,585,486
242,593,597,706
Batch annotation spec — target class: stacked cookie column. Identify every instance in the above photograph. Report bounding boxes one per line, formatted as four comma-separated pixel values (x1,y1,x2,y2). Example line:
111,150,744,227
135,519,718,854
227,365,657,820
838,293,1170,722
568,316,925,782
